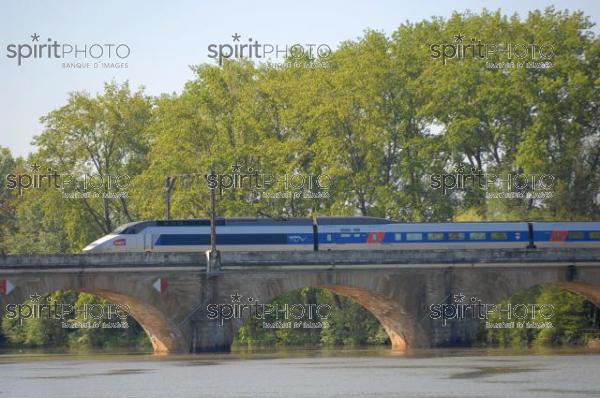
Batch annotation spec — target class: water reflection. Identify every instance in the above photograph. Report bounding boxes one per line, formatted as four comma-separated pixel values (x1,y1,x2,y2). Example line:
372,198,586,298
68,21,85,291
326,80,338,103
449,366,542,379
1,347,599,398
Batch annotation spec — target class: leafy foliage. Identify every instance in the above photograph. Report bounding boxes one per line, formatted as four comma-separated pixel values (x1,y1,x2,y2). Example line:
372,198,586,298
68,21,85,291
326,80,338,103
235,288,389,348
0,8,598,349
484,285,596,346
1,290,151,351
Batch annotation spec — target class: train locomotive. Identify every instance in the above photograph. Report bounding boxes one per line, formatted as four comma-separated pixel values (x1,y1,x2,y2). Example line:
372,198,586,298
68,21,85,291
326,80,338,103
82,217,600,253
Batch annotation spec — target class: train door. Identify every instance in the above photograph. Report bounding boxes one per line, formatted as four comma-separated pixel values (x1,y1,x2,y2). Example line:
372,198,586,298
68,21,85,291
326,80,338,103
143,234,154,252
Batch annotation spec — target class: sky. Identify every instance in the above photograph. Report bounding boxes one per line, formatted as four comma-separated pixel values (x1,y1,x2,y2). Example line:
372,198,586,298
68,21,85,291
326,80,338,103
1,0,599,158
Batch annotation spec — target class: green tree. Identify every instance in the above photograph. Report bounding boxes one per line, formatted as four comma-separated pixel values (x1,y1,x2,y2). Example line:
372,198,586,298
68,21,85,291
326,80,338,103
1,290,150,351
0,147,17,254
235,288,389,348
34,81,152,235
485,285,594,347
1,290,77,347
534,286,594,345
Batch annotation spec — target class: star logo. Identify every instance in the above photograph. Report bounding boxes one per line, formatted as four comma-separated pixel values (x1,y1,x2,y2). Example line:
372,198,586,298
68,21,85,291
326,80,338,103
30,163,41,173
231,163,242,173
29,292,42,302
230,292,242,303
453,33,465,43
31,33,40,42
453,293,465,303
232,33,241,42
454,163,465,173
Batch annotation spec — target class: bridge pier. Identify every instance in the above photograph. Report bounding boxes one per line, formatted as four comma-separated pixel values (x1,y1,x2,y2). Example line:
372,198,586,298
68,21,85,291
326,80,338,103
189,317,234,352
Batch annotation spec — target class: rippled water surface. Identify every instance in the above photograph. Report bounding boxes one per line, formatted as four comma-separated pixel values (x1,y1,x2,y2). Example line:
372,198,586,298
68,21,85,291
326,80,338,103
1,348,599,398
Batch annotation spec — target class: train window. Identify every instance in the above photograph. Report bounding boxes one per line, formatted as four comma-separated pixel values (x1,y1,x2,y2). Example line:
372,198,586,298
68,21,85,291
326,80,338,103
394,233,402,241
590,232,600,239
406,233,423,241
353,234,361,238
469,232,486,240
341,233,351,238
491,232,508,240
427,233,444,241
327,234,332,242
448,232,465,240
567,231,585,240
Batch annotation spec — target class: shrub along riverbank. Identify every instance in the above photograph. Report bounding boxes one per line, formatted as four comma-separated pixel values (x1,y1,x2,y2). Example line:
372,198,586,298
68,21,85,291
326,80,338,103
1,286,597,351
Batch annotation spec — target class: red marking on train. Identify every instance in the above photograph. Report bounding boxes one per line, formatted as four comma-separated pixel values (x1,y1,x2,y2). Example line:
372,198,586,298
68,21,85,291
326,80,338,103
367,232,384,243
113,239,126,246
550,231,568,241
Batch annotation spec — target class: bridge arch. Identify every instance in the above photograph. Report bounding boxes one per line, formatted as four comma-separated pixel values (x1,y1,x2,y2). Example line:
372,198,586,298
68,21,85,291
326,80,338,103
226,271,430,351
79,288,186,353
0,284,186,354
553,282,600,308
315,285,414,349
483,281,600,346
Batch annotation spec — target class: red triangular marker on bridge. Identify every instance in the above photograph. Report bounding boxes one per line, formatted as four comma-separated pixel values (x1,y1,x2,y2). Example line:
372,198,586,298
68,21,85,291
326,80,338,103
0,279,15,295
153,278,168,294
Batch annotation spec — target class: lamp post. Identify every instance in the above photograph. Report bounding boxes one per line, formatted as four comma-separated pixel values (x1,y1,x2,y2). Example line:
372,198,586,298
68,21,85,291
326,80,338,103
165,176,177,220
209,170,217,254
164,173,220,272
207,170,220,274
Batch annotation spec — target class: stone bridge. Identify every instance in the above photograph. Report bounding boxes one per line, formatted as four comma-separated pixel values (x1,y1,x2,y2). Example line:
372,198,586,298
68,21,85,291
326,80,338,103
1,249,599,353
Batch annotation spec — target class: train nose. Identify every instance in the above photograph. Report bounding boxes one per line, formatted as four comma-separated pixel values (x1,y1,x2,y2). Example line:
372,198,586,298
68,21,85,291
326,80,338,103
82,234,120,253
82,241,101,253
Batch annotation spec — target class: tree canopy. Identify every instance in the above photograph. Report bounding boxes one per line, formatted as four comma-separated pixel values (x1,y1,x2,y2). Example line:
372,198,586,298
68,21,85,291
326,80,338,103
1,7,598,254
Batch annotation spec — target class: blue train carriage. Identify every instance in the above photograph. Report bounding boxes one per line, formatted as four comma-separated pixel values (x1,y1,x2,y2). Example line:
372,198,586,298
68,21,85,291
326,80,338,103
317,219,530,250
317,216,393,250
531,222,600,248
83,218,315,253
83,217,600,253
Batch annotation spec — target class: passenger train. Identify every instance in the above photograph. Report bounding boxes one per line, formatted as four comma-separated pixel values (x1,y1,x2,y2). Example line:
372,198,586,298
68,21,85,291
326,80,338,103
82,217,600,253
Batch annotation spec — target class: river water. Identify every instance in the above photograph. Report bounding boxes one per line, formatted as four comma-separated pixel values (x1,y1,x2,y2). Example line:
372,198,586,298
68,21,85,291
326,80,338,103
1,348,599,398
